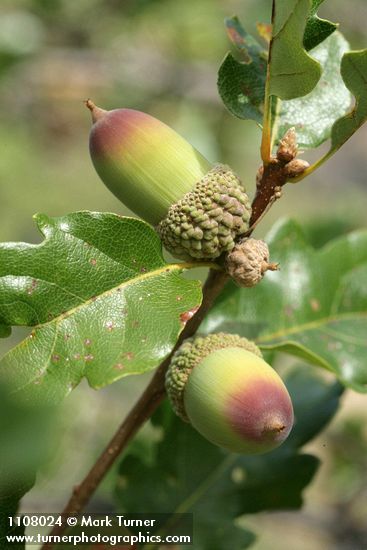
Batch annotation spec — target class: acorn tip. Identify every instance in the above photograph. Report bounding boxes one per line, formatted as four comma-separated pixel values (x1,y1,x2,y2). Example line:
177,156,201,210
263,419,287,436
84,98,95,109
84,98,107,123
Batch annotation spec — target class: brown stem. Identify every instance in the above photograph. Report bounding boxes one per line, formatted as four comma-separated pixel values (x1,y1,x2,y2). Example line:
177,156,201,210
250,159,288,228
250,127,310,228
41,269,229,550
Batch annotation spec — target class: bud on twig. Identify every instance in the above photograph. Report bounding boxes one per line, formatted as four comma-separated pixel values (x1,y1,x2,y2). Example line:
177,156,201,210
277,127,298,163
285,158,310,179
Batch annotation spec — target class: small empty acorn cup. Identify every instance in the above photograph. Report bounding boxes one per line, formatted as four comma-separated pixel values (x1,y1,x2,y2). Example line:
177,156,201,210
86,100,252,260
165,333,294,454
225,238,279,288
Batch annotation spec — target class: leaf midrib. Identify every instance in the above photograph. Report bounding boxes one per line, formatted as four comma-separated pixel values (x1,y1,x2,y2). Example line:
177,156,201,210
174,455,236,515
272,0,303,39
257,311,367,343
0,261,206,374
23,262,201,334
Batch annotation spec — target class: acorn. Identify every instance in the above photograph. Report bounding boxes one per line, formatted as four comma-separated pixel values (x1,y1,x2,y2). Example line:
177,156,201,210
86,100,252,260
165,333,294,454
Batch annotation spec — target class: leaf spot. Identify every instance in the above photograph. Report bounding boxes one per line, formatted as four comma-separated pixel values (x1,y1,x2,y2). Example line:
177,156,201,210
231,467,247,484
238,93,250,105
84,338,92,346
90,258,97,266
27,279,38,295
114,363,125,370
84,353,94,362
52,354,60,363
310,298,320,312
284,305,295,318
180,305,200,324
105,321,114,331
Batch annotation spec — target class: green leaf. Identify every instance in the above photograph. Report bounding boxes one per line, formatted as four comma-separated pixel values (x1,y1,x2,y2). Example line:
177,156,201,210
0,385,55,549
303,0,338,51
217,16,267,123
302,49,367,179
269,0,322,100
116,367,341,548
203,219,367,392
217,2,329,123
0,325,10,339
0,212,202,403
284,367,343,449
0,491,27,550
277,32,352,149
336,264,367,314
328,49,367,155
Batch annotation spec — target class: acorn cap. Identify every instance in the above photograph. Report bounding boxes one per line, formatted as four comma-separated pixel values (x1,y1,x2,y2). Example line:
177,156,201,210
86,100,212,226
158,165,252,260
166,333,293,455
225,238,279,287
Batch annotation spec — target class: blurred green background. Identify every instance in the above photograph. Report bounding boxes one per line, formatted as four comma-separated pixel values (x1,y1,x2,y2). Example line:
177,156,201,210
0,1,366,548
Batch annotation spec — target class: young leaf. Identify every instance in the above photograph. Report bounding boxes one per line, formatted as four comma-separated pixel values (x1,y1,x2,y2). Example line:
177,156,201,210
260,0,323,161
277,32,352,149
0,212,202,403
203,219,367,392
116,368,341,549
269,0,322,100
217,1,330,124
329,49,367,155
217,16,267,123
303,0,338,51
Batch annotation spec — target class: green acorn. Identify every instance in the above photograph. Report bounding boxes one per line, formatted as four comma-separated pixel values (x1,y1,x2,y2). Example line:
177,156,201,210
86,100,252,259
166,333,294,454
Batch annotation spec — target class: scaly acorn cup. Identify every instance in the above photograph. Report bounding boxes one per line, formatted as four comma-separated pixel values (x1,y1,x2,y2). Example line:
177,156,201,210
166,333,294,455
225,238,279,288
86,100,252,260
